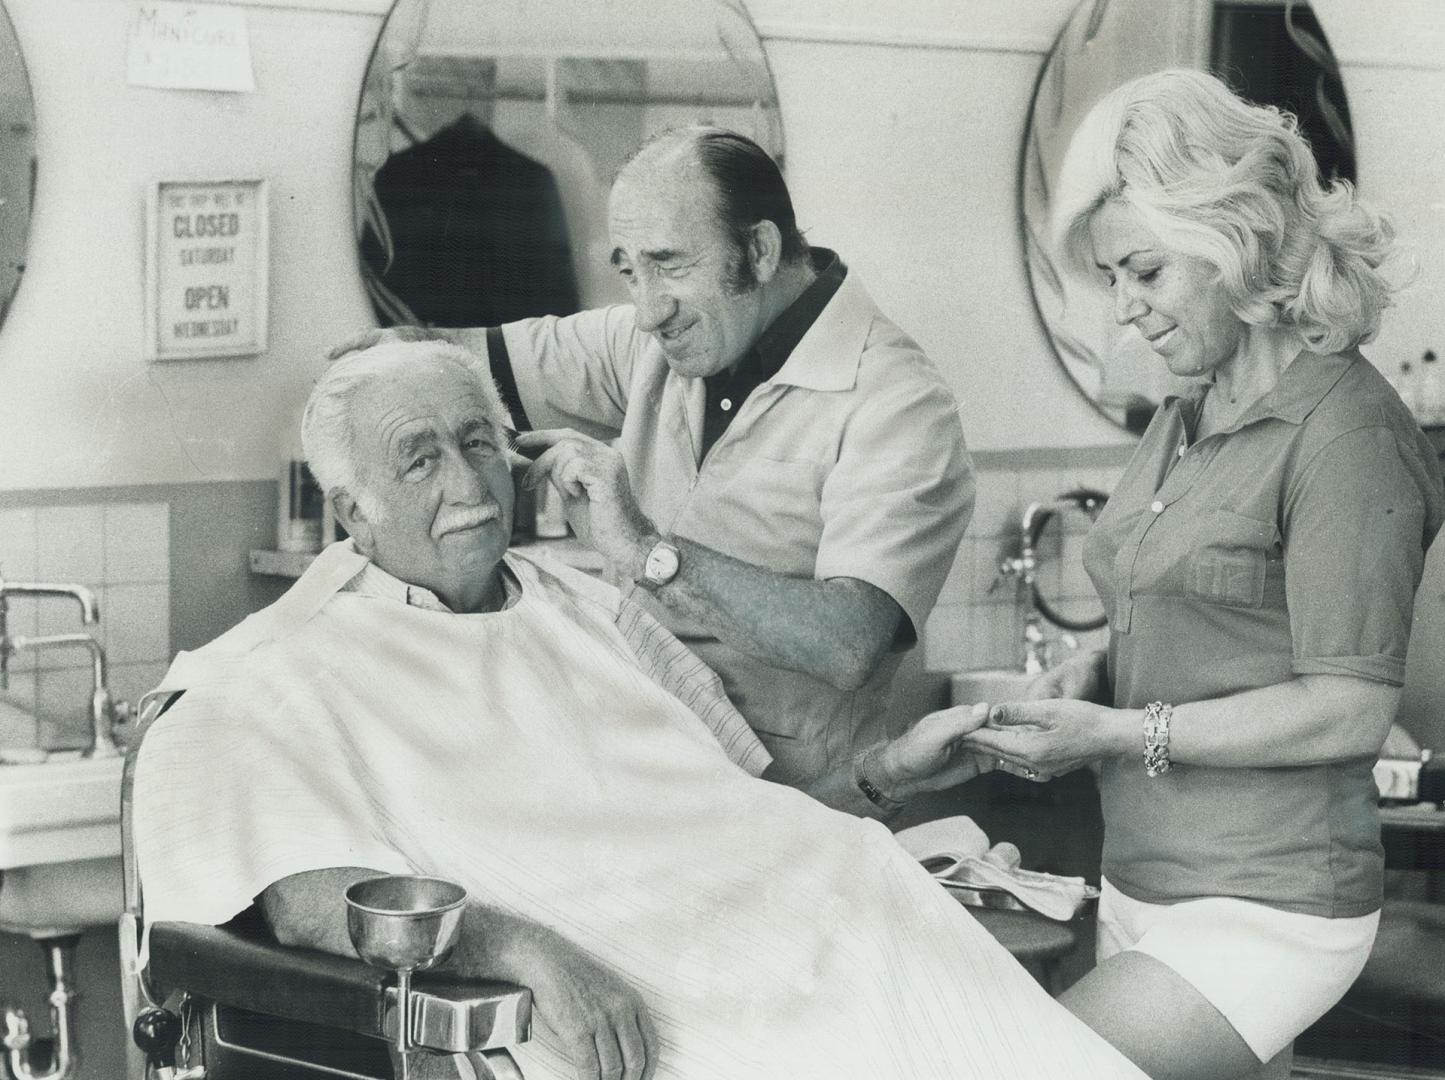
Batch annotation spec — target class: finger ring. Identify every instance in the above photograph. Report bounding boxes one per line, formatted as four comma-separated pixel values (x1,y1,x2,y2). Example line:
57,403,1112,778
1024,768,1039,780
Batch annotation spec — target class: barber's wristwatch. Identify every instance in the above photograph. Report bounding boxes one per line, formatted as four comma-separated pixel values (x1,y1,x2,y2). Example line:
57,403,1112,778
640,538,681,589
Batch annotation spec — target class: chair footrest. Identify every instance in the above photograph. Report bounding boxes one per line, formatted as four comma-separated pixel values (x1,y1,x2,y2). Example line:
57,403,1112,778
147,921,530,1052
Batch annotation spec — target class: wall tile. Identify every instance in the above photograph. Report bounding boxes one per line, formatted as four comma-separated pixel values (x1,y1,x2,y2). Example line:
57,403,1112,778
35,505,105,583
2,597,38,673
108,661,169,710
104,502,171,583
923,603,972,672
104,583,170,664
0,507,37,580
967,469,1021,539
0,673,37,748
974,602,1027,670
35,667,93,750
34,597,99,670
936,535,974,606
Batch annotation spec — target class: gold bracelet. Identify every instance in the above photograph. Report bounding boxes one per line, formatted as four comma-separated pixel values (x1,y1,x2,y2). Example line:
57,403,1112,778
1143,701,1173,778
853,744,906,815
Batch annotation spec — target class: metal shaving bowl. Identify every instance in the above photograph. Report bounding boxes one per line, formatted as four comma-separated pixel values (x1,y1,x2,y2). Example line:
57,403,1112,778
344,875,468,973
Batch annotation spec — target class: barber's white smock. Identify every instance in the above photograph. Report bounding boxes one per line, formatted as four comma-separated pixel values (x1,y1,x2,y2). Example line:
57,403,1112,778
497,267,974,781
134,544,1139,1080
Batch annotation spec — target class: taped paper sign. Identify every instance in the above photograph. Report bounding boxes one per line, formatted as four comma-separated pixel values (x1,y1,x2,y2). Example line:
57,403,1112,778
128,2,255,93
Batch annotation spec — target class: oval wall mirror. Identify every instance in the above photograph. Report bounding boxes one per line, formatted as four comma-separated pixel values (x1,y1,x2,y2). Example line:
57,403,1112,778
352,0,781,329
0,0,35,331
1021,0,1354,434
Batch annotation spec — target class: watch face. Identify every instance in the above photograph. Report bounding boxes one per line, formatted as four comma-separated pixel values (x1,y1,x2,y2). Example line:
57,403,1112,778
645,542,679,584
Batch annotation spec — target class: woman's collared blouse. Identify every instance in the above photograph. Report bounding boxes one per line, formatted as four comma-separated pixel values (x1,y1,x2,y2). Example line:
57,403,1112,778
1082,349,1444,917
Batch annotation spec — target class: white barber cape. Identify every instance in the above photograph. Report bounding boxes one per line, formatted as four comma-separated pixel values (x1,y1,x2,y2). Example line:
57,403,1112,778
134,543,1141,1079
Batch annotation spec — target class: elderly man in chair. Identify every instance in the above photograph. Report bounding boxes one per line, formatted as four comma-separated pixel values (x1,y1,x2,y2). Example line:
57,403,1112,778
133,342,1141,1080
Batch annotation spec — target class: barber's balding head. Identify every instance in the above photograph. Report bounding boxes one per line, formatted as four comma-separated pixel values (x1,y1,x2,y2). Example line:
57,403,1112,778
621,128,807,283
303,341,515,612
608,128,812,379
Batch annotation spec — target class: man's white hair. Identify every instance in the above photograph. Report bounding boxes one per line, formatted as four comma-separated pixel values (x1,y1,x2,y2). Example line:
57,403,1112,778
301,339,513,520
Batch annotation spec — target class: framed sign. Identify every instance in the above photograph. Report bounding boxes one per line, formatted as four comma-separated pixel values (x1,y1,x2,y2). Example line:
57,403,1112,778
145,179,269,361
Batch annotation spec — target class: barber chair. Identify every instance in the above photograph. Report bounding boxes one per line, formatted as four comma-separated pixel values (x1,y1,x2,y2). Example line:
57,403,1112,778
1294,741,1445,1077
119,692,533,1080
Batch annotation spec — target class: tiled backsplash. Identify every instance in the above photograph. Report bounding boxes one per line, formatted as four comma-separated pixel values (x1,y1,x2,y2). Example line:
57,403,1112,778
0,501,171,749
923,461,1125,677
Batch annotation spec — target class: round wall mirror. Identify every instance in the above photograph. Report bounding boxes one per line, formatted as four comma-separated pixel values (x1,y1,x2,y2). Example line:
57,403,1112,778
0,0,35,331
1021,0,1354,434
352,0,781,329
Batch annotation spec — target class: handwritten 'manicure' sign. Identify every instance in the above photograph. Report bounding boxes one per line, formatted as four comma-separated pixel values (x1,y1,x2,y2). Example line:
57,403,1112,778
146,179,269,361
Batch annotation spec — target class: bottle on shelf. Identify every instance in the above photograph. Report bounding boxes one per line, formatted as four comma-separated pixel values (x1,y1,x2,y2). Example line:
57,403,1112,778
1395,360,1422,422
1418,350,1443,428
277,400,324,554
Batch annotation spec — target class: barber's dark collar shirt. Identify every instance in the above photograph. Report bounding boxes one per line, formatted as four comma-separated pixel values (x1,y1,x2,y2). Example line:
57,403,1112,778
699,250,846,460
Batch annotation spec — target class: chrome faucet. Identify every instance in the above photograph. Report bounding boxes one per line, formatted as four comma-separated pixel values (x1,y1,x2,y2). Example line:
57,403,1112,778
0,576,125,757
998,490,1107,673
0,578,99,689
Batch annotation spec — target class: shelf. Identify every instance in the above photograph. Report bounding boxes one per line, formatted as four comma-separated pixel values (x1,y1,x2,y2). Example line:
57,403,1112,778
249,549,317,577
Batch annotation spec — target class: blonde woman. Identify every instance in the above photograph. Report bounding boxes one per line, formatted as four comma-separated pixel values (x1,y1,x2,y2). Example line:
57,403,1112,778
967,69,1444,1080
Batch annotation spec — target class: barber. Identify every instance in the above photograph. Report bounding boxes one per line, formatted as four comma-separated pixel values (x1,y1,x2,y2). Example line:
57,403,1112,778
332,127,973,786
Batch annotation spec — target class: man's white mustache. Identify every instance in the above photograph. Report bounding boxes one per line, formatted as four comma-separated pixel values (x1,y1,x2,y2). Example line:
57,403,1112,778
434,504,499,536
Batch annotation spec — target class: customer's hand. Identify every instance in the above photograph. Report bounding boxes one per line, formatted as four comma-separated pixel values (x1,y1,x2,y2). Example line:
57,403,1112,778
510,922,658,1080
519,429,656,577
325,324,451,361
1023,648,1108,703
963,698,1129,779
878,704,996,799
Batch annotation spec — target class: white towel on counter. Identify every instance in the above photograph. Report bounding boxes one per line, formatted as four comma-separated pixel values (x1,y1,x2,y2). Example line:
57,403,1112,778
895,816,1097,921
134,544,1142,1080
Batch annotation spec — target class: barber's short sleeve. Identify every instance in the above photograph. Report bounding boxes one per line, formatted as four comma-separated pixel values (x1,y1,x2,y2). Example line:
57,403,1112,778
1284,425,1432,684
814,362,974,638
499,306,644,439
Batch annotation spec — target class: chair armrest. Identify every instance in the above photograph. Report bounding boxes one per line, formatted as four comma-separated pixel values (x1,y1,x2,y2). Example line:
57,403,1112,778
146,921,531,1053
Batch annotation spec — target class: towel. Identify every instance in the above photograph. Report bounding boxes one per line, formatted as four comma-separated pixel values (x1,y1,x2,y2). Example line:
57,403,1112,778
896,816,1097,921
134,546,1141,1079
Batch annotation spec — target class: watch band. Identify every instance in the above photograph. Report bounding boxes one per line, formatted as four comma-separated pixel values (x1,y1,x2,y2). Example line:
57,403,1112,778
853,744,906,816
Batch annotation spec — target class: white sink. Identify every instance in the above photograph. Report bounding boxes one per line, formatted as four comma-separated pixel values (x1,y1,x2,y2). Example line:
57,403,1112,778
950,668,1038,708
0,755,124,935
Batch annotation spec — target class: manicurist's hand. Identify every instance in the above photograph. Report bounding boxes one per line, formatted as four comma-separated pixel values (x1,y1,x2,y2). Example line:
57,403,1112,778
508,922,658,1080
518,429,657,577
325,324,453,361
963,698,1131,779
877,703,997,799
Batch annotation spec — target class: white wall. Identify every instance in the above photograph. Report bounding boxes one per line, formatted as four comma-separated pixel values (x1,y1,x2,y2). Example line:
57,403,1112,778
745,0,1445,454
1,0,1441,493
0,0,388,491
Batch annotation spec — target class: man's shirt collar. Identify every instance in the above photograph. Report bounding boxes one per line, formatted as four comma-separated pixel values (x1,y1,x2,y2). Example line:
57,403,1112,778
747,248,847,379
343,558,520,613
698,249,846,459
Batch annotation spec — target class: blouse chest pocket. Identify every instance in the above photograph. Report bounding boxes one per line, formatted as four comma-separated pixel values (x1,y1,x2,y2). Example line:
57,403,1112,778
1188,510,1279,608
